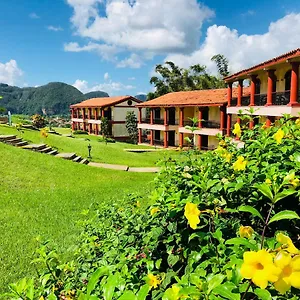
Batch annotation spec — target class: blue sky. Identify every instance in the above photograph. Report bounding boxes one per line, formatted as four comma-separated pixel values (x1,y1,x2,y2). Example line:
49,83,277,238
0,0,300,96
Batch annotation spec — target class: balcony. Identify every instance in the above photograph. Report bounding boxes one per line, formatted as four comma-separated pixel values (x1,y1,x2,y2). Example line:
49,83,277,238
141,118,151,123
241,96,250,106
202,120,220,129
231,98,238,106
254,94,267,106
153,118,165,125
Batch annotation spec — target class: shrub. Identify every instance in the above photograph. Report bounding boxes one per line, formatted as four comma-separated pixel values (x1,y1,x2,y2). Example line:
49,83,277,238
31,114,47,129
73,130,88,135
6,116,300,299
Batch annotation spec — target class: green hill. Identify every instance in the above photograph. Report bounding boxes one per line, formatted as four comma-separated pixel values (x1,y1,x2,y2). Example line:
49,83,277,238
84,91,109,99
0,82,109,115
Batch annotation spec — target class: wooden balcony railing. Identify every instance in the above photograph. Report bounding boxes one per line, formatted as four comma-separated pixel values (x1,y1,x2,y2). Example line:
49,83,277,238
272,91,290,105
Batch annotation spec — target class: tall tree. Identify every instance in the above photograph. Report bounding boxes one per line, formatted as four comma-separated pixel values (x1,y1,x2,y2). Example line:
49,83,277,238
148,58,228,100
211,54,230,78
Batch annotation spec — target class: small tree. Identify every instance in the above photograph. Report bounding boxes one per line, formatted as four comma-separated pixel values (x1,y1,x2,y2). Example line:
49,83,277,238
125,111,138,144
31,114,47,129
100,117,110,138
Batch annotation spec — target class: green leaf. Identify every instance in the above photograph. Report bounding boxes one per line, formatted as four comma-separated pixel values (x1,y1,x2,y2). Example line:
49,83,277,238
103,273,120,300
254,183,273,201
213,283,240,300
207,274,225,294
254,288,272,300
48,293,57,300
225,238,257,250
87,266,110,296
26,279,34,300
167,254,180,267
269,210,300,224
239,205,264,221
274,189,297,204
137,284,150,300
118,291,137,300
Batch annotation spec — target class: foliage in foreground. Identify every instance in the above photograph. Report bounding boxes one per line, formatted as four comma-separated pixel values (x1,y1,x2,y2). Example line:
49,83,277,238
5,116,300,299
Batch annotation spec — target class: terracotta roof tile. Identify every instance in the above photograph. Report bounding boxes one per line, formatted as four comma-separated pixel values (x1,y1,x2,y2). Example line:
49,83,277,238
70,96,141,108
225,48,300,82
136,88,250,108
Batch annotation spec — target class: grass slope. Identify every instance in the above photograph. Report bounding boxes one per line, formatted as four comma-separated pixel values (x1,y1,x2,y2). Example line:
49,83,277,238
0,125,177,167
0,142,155,290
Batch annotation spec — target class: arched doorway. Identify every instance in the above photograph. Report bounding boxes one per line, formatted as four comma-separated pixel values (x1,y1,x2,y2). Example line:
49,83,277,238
285,70,292,91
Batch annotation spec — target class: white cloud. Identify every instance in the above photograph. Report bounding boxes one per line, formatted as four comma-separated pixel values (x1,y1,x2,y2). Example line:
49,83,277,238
65,0,214,66
166,13,300,75
104,72,110,80
0,60,24,86
241,10,255,17
117,53,143,69
72,79,135,95
29,12,40,19
47,25,63,32
64,42,119,61
128,77,136,81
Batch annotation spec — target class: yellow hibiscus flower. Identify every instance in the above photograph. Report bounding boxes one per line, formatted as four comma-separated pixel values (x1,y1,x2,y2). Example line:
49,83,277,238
232,123,242,138
284,173,300,188
147,274,161,289
274,129,284,144
241,249,280,289
239,226,254,238
150,207,160,216
276,233,300,254
184,202,201,230
274,251,300,294
233,156,247,171
265,178,272,185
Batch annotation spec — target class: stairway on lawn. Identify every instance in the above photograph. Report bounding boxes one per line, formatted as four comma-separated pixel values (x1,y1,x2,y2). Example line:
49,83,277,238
0,135,89,165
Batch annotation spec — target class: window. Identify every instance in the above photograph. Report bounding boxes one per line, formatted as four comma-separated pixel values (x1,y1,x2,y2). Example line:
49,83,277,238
127,100,133,106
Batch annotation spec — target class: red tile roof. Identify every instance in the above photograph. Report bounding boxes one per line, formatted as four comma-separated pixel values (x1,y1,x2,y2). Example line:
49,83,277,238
70,96,141,108
225,48,300,82
136,88,250,108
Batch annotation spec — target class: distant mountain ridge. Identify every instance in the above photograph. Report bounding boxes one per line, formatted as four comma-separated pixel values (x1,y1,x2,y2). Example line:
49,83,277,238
134,94,147,101
0,82,109,115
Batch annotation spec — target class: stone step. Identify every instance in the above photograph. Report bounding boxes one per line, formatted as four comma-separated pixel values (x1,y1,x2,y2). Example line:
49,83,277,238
22,144,47,151
15,141,28,147
80,158,89,165
73,156,82,163
48,150,58,156
6,138,23,144
55,153,76,160
39,147,53,153
0,135,16,141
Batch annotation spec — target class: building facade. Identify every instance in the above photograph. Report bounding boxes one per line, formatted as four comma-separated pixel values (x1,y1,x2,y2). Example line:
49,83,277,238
225,48,300,133
136,89,249,149
70,96,142,139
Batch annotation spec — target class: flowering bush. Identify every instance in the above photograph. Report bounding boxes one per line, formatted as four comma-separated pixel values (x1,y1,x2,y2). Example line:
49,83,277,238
5,116,300,299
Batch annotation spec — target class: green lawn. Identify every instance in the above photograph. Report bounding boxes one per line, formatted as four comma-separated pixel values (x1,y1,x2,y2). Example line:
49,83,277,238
0,125,179,167
0,142,155,291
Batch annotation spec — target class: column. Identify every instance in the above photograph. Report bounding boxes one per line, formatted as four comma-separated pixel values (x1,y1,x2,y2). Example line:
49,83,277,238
150,130,154,146
226,114,232,136
220,106,226,131
101,109,105,118
250,75,257,106
164,108,168,126
198,135,202,150
88,108,91,119
138,108,142,124
95,124,99,135
237,79,243,106
94,108,98,120
266,116,272,127
150,109,154,125
82,108,86,131
72,122,75,131
249,119,254,129
267,70,275,106
71,108,74,118
138,129,142,144
289,62,299,106
179,108,184,148
227,82,233,106
164,131,168,148
198,107,203,128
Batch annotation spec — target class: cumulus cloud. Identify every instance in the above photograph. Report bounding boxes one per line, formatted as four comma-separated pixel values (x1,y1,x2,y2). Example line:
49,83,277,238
64,42,119,61
0,60,24,86
65,0,214,66
72,78,135,95
47,25,63,32
29,12,40,19
166,13,300,75
117,53,143,69
104,72,110,80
